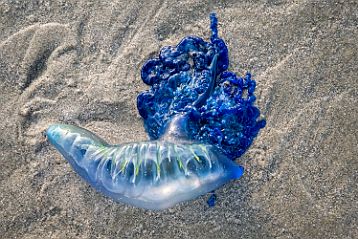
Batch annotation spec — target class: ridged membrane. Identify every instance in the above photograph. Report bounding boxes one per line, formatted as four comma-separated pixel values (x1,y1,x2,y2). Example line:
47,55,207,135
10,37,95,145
46,124,244,210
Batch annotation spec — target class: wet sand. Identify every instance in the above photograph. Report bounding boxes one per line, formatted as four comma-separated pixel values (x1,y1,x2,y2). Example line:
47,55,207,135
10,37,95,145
0,1,357,238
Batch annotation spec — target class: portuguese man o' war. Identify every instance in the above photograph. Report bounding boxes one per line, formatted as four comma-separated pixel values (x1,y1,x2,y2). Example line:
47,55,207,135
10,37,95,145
46,124,244,210
46,13,266,210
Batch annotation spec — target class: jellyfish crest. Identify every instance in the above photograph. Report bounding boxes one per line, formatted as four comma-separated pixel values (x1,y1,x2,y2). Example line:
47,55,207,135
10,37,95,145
46,124,243,210
137,13,265,160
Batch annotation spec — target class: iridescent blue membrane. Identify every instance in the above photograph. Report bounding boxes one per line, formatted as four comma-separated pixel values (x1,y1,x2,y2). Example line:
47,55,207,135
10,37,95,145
46,124,244,210
46,13,265,210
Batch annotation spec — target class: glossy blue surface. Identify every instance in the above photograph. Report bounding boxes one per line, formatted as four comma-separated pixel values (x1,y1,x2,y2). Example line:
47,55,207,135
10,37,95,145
46,124,243,210
47,13,265,210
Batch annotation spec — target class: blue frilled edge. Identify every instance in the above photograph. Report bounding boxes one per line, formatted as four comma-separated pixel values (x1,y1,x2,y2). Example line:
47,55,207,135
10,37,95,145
137,13,266,160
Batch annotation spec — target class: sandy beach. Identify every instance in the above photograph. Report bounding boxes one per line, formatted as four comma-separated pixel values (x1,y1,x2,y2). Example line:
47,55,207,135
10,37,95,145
0,1,357,238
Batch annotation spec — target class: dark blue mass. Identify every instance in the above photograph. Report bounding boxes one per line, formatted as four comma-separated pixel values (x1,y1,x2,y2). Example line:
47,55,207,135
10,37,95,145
137,13,266,160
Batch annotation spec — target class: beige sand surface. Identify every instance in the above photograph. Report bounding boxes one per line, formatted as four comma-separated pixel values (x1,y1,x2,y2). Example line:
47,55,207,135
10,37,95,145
0,1,357,238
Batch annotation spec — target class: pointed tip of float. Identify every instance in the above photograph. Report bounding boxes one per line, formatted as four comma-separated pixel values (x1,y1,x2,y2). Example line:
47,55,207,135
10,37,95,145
45,124,109,155
46,124,61,145
232,165,245,179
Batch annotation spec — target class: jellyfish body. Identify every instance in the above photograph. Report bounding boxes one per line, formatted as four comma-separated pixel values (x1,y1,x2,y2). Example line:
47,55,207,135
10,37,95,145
46,124,243,210
46,13,266,209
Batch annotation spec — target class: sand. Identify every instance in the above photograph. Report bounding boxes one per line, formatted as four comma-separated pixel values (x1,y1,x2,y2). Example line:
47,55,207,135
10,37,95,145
0,0,357,238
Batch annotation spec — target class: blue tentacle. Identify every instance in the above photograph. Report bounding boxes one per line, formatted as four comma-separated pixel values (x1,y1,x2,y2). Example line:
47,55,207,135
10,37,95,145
137,13,265,160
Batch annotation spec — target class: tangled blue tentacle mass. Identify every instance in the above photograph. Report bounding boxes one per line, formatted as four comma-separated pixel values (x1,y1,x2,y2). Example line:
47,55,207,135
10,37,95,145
137,13,266,160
